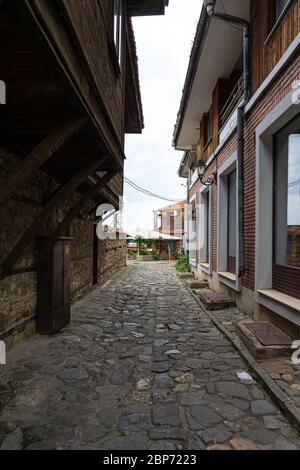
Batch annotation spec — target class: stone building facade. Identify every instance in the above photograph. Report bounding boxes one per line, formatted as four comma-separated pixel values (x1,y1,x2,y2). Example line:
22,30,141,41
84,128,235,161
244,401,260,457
0,146,126,347
0,0,168,347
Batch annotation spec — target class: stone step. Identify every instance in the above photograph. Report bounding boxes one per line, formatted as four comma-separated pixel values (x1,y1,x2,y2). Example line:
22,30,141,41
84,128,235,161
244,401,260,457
236,321,293,359
177,272,195,280
185,280,209,289
199,289,236,310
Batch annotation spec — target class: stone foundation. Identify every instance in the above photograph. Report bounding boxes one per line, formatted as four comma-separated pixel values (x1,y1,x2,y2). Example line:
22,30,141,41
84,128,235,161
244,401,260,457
192,267,300,339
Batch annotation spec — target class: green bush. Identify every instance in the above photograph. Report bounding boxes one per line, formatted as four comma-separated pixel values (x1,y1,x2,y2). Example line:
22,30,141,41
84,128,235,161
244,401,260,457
176,253,191,273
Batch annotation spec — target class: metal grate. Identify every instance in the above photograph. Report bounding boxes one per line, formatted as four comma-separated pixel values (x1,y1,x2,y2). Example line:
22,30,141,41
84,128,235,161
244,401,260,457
246,322,292,346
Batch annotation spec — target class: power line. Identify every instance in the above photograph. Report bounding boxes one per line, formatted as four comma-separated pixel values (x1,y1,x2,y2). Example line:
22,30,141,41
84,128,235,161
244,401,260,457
124,177,182,203
125,179,181,202
125,178,181,201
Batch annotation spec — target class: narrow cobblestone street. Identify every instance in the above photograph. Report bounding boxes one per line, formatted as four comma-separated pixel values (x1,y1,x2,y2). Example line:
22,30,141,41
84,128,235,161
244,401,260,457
1,262,300,450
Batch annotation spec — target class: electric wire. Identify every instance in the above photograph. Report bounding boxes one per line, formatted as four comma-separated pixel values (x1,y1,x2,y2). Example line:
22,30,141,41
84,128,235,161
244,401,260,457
124,177,182,203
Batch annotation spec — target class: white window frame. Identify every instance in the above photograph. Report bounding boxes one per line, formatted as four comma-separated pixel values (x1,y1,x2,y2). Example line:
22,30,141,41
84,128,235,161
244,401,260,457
188,194,197,267
256,90,300,325
113,0,123,64
217,151,241,292
199,185,212,275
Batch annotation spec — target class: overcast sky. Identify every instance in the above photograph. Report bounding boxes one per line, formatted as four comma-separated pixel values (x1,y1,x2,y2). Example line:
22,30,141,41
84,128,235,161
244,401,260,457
123,0,202,235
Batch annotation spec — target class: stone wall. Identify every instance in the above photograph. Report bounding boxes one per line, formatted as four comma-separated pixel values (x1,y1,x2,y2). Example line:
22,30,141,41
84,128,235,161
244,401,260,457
98,238,127,286
0,147,126,347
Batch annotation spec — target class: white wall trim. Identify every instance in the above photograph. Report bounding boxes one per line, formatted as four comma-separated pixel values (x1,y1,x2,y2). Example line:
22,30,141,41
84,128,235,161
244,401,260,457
188,193,197,267
217,151,241,292
255,90,300,324
199,185,212,274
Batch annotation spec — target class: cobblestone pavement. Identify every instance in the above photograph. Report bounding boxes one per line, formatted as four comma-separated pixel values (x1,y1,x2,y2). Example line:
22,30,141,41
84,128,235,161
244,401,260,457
1,262,300,450
198,301,300,412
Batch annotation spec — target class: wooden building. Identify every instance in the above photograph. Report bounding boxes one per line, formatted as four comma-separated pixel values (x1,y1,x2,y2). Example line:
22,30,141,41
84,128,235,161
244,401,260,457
0,0,168,345
174,0,300,336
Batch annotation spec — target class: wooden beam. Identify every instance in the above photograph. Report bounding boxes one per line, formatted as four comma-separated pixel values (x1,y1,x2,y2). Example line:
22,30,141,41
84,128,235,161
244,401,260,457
37,170,118,264
1,155,108,279
0,116,87,205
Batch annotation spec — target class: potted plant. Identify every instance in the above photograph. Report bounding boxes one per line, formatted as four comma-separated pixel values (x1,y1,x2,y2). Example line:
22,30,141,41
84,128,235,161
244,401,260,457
170,251,178,261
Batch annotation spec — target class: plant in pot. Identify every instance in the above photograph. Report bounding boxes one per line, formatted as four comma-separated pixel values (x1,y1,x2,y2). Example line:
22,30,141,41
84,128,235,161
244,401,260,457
170,251,178,261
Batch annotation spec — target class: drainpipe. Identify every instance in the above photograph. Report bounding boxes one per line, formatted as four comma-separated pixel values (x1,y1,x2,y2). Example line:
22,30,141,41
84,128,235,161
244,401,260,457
204,3,251,278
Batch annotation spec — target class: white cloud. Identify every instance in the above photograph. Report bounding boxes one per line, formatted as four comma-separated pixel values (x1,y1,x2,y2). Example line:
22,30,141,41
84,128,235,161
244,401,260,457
124,0,202,234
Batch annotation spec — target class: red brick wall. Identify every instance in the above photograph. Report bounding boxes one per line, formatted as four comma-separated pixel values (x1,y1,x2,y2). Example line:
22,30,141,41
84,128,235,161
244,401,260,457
189,53,300,291
188,135,236,271
243,53,300,290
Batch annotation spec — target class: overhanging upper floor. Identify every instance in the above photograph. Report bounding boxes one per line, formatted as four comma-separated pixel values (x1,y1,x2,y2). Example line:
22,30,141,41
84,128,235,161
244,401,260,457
173,0,250,152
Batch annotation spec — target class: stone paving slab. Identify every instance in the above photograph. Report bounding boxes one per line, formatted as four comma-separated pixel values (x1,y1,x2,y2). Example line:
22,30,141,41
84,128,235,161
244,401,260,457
191,287,300,431
0,262,300,450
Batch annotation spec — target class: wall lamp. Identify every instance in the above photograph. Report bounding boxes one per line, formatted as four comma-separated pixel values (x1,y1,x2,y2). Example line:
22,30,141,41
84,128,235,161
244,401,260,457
192,160,217,187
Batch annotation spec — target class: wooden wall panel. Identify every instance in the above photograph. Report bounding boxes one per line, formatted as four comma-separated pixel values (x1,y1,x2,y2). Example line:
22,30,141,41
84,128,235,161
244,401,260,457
61,0,125,141
199,80,220,162
251,0,300,93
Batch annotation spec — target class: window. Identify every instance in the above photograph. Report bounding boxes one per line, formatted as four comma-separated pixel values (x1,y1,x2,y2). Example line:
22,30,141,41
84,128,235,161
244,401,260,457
227,170,237,274
200,188,211,269
217,153,240,290
108,0,123,76
273,115,300,299
256,92,300,323
113,0,123,63
276,0,290,20
205,191,210,263
268,0,291,33
204,108,212,147
188,198,197,266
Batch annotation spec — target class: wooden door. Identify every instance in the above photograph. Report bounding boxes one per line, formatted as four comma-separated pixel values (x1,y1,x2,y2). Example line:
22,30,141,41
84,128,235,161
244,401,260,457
37,237,71,334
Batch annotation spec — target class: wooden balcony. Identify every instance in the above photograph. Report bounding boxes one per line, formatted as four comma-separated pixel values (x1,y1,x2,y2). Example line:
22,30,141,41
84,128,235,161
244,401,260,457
219,75,244,131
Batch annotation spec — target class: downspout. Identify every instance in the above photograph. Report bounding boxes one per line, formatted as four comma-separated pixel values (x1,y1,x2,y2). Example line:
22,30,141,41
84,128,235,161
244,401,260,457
238,22,251,278
206,9,251,278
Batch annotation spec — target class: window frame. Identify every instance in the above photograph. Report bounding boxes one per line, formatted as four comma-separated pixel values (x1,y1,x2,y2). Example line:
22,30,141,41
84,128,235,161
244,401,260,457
273,116,300,299
188,195,197,267
108,0,124,78
217,152,241,291
255,90,300,325
276,0,290,19
199,186,212,274
266,0,294,44
227,169,237,272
